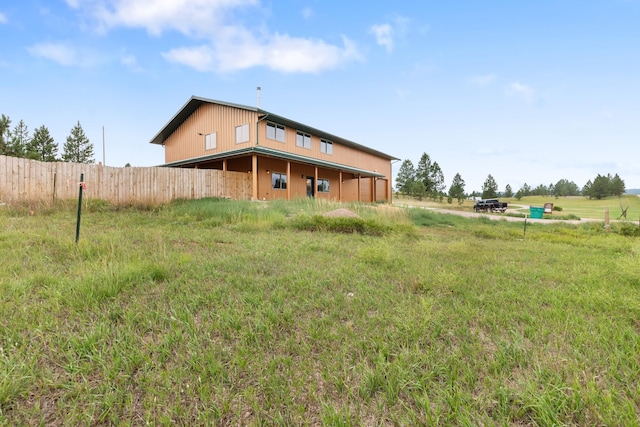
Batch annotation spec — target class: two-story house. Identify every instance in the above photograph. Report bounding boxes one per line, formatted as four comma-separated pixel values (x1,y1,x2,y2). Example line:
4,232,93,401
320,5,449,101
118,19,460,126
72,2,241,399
149,96,396,202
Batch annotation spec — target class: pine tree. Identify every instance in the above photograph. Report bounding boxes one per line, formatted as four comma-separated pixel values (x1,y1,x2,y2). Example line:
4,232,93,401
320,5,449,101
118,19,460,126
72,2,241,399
429,161,445,200
395,160,416,195
415,153,434,194
504,184,513,198
8,119,29,158
0,114,11,155
26,125,58,161
481,174,499,199
582,180,592,198
610,173,625,197
448,173,466,204
62,121,94,163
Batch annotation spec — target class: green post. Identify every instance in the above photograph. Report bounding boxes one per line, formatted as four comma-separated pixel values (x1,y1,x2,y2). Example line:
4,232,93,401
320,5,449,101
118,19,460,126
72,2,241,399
75,173,84,244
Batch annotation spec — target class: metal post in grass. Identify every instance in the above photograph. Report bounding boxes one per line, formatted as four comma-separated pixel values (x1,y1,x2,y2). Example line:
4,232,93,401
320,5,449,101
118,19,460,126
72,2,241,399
75,173,85,244
523,214,528,239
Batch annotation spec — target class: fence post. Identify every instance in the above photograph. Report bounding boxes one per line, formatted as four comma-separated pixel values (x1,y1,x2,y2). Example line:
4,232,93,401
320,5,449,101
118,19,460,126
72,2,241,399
76,173,84,243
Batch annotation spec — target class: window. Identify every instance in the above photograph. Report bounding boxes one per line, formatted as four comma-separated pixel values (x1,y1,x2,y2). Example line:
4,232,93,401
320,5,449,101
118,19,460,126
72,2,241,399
320,139,333,155
317,178,330,193
272,172,287,190
205,132,216,150
266,122,285,142
235,124,249,143
296,131,311,149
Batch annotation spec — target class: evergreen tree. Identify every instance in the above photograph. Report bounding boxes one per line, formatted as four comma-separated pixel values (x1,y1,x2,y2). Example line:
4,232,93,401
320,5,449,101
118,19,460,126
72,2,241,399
448,173,466,205
26,125,58,161
409,180,426,200
503,184,513,198
610,173,625,196
582,180,592,198
0,114,10,155
554,179,580,197
429,161,445,200
62,121,94,163
588,174,609,200
533,184,549,196
415,153,434,194
481,174,499,199
8,119,29,158
395,160,416,195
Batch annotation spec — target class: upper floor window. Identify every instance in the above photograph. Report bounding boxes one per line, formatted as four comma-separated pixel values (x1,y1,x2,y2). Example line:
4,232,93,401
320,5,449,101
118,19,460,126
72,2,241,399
296,131,311,149
320,139,333,155
205,132,217,150
266,122,285,142
235,124,249,143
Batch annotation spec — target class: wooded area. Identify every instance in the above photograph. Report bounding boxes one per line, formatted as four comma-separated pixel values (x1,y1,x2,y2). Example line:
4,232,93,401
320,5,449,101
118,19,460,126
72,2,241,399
0,155,252,205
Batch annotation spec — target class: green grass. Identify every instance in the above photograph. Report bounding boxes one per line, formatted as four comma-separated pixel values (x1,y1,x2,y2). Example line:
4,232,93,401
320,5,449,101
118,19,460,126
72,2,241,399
1,198,639,425
507,195,640,221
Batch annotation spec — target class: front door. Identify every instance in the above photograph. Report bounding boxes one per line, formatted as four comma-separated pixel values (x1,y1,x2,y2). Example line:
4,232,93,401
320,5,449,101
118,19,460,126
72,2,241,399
306,177,315,197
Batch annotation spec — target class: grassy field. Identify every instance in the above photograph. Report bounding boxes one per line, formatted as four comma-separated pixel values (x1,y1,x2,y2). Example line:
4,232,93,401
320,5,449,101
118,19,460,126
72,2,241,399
506,195,640,221
1,198,639,425
395,194,640,222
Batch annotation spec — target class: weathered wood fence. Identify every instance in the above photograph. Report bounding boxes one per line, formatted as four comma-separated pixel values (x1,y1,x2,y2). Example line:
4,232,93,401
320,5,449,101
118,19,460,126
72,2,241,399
0,155,252,205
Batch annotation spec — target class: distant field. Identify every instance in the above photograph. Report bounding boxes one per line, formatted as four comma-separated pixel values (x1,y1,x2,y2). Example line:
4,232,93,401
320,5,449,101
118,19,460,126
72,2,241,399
395,194,640,221
1,198,639,425
505,195,640,220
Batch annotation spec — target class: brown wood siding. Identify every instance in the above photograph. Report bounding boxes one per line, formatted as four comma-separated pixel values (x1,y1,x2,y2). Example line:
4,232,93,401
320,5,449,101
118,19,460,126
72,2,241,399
164,104,258,163
315,169,340,200
359,177,373,202
375,178,389,202
257,157,289,201
258,122,391,177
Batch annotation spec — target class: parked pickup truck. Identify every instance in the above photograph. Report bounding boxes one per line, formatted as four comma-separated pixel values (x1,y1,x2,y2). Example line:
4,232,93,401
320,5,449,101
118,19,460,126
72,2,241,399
473,198,508,213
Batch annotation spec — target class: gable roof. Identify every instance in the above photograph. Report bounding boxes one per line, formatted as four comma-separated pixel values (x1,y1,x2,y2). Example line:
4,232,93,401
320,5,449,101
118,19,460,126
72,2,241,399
149,96,398,161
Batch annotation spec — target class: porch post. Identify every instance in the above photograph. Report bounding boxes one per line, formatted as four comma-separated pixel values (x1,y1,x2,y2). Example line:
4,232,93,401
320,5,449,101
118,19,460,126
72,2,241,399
252,154,258,201
286,161,291,201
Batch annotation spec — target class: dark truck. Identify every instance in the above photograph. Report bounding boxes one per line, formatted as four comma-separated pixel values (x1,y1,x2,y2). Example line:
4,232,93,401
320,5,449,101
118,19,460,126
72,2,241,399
473,198,508,213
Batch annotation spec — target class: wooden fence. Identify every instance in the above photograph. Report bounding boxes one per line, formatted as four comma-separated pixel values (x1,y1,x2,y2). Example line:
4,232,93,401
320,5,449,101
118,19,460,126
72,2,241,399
0,155,252,205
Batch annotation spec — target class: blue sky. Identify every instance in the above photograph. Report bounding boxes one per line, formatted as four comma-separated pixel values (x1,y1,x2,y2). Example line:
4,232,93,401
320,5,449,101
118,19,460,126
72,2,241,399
1,0,639,192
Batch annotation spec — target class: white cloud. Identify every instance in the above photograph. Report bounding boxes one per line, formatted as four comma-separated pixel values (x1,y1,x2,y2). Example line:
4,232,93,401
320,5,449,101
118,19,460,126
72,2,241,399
369,16,411,54
507,82,535,104
164,33,361,73
27,42,77,66
0,12,7,24
64,0,360,73
369,23,394,53
469,74,496,87
162,45,216,72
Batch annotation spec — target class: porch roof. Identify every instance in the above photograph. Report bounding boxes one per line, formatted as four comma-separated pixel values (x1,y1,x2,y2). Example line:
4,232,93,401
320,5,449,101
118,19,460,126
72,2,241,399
160,146,386,178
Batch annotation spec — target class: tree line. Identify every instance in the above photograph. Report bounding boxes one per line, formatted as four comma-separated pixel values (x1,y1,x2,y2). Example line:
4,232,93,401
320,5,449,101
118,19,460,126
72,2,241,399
396,152,627,203
395,153,466,204
0,114,95,164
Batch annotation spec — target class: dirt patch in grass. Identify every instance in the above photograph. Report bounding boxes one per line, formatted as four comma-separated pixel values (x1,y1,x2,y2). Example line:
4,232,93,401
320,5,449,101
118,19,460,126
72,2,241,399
322,208,359,218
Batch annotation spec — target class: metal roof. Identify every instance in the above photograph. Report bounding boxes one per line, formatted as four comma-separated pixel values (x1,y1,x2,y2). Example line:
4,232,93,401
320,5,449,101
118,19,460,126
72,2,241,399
161,146,386,178
149,95,398,161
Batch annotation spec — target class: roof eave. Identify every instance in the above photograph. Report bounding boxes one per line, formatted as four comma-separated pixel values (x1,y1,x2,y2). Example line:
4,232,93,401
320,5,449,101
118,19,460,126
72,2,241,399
159,146,387,178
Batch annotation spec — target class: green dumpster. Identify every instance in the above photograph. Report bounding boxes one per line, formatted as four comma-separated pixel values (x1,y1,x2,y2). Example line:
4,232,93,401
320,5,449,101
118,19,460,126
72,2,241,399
530,206,544,219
